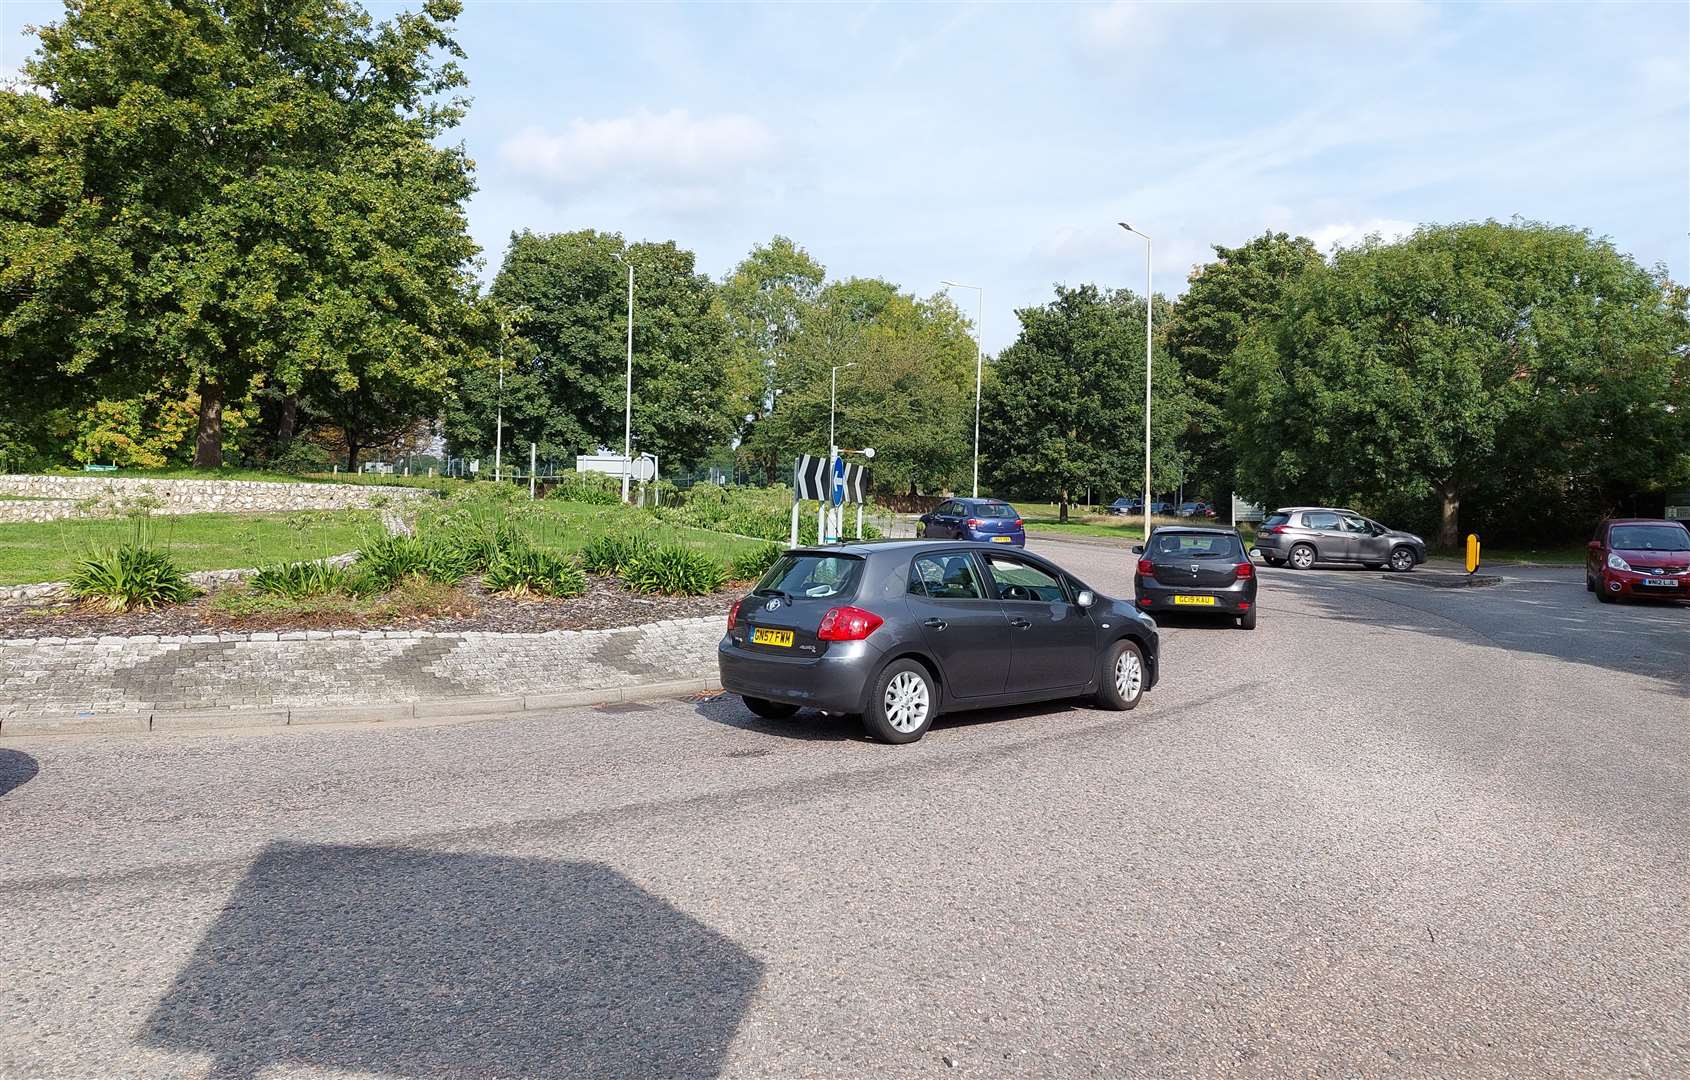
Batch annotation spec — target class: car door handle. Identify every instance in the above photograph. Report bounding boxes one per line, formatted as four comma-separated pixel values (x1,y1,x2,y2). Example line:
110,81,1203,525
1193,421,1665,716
1008,616,1031,629
923,618,947,631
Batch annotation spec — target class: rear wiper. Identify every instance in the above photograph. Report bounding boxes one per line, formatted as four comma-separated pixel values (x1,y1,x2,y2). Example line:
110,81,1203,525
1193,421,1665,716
752,588,794,606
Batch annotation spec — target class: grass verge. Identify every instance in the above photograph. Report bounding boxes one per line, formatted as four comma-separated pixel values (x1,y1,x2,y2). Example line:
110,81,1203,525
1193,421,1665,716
0,510,378,585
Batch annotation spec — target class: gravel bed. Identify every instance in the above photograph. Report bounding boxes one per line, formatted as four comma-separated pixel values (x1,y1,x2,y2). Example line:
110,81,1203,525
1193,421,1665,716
0,576,733,638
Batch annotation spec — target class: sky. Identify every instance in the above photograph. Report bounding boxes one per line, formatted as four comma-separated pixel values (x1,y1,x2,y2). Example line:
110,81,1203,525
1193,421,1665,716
3,0,1688,353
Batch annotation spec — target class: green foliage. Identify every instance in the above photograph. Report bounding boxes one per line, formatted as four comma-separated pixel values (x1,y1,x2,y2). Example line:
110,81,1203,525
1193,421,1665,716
69,543,194,612
481,545,587,597
620,544,729,596
981,284,1190,519
728,543,783,582
271,441,335,475
721,236,828,474
1166,232,1325,503
1225,220,1690,547
2,0,482,466
355,534,469,588
580,531,658,576
444,230,738,472
547,471,623,505
251,559,377,600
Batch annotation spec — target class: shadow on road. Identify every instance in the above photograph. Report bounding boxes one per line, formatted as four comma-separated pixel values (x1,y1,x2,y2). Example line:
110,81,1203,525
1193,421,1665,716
693,688,1095,742
0,749,39,797
141,843,763,1080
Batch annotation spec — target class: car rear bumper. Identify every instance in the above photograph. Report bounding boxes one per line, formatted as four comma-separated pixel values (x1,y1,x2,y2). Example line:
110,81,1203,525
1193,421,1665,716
717,635,883,713
965,531,1025,546
1250,535,1290,559
1134,579,1257,613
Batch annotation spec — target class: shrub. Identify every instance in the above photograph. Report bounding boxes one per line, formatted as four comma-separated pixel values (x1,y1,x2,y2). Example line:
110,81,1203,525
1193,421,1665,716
482,545,588,598
547,471,622,505
250,559,379,600
271,441,332,475
69,544,194,612
580,531,657,576
357,534,468,588
728,543,782,582
620,544,729,596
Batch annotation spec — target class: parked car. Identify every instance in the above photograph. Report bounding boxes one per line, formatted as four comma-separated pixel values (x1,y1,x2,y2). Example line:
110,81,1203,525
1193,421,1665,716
917,497,1026,546
718,542,1160,743
1108,497,1141,516
1149,500,1173,515
1177,501,1216,519
1133,527,1258,629
1251,507,1425,571
1585,518,1690,603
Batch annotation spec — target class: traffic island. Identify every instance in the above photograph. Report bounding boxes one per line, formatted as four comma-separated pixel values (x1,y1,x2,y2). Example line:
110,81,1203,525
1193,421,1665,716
1380,573,1503,588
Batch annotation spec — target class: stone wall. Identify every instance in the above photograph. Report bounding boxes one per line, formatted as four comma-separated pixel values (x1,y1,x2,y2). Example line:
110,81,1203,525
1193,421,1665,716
0,616,722,731
0,475,431,522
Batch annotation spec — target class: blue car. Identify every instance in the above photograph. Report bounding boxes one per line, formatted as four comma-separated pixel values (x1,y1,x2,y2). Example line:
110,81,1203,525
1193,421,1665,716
918,497,1026,546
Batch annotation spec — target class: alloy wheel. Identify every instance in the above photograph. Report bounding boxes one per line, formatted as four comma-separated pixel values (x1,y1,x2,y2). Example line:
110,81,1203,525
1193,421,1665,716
883,671,931,733
1390,548,1414,572
1291,546,1315,570
1114,650,1142,701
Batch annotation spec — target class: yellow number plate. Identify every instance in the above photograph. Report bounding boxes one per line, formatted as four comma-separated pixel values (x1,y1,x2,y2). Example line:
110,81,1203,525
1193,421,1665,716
1172,595,1216,606
991,535,1015,543
752,627,794,647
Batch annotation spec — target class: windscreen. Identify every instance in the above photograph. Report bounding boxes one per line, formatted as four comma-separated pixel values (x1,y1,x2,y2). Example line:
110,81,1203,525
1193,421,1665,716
1262,513,1290,528
754,555,863,599
972,503,1018,519
1151,533,1245,560
1610,525,1690,551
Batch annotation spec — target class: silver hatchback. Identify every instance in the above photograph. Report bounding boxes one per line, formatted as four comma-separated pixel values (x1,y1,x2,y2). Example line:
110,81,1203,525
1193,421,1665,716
1251,507,1426,572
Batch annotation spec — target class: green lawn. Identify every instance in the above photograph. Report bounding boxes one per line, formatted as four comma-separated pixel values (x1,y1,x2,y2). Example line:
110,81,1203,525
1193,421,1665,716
0,510,379,585
419,499,770,565
1431,545,1588,566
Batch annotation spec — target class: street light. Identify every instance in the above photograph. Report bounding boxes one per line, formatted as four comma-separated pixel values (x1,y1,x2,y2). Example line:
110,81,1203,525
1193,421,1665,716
940,280,985,497
1118,223,1153,542
621,263,636,503
493,304,530,484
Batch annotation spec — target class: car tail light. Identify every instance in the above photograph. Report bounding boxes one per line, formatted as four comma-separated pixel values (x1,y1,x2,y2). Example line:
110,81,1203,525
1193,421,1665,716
965,518,982,528
1013,519,1023,527
1136,558,1154,576
1139,596,1153,606
1260,525,1286,535
726,599,741,632
1235,562,1254,579
817,605,884,641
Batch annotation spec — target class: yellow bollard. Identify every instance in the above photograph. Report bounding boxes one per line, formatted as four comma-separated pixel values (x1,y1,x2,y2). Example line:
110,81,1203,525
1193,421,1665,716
1465,534,1481,575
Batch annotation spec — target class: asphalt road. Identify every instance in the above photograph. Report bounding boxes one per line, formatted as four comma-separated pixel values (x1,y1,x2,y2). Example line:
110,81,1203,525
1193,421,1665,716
2,538,1686,1079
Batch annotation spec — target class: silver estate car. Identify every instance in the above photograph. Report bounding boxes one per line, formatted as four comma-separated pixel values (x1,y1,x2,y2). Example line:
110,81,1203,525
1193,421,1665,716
1251,507,1426,572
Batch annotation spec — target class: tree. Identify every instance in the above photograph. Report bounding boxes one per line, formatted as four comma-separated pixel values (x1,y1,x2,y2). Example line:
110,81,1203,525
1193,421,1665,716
739,278,979,495
720,236,826,479
445,230,738,473
1226,221,1690,548
981,284,1188,521
0,0,481,467
1166,232,1324,504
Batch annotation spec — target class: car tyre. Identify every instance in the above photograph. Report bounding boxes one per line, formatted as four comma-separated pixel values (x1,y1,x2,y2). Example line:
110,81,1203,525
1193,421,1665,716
1237,607,1257,630
1288,544,1316,570
1095,639,1146,711
1584,574,1594,592
743,696,799,720
862,659,937,744
1597,582,1617,604
1388,546,1416,572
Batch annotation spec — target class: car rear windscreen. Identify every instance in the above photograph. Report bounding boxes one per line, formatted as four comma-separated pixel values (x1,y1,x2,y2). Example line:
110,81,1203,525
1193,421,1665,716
1261,513,1290,527
1151,533,1245,560
972,503,1017,518
755,554,863,599
1610,525,1690,551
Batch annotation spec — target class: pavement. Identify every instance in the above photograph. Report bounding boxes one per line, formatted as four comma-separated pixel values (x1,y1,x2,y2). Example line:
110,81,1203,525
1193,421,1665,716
1,537,1685,1079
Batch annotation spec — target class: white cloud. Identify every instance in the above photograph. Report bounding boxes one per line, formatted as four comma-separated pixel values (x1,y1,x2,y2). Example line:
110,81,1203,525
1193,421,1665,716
499,109,777,196
1307,219,1416,253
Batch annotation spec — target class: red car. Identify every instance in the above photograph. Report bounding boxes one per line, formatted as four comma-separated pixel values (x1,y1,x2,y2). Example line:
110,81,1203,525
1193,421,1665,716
1586,518,1690,603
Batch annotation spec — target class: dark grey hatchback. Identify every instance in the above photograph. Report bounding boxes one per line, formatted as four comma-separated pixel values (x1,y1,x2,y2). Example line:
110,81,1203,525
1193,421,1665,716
1133,526,1259,629
718,540,1159,744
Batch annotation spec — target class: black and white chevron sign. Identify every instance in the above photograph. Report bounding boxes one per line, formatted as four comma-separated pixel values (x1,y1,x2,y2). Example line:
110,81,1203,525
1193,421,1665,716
792,456,872,504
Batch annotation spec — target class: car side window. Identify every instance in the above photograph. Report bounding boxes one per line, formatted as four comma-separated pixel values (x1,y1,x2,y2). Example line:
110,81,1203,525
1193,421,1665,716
937,502,958,517
1341,515,1369,533
1306,511,1342,531
983,555,1067,602
910,554,984,600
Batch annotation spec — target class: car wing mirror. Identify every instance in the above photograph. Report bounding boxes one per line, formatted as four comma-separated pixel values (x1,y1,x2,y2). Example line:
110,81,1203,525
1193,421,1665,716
1076,589,1095,608
1131,544,1145,554
1587,539,1602,550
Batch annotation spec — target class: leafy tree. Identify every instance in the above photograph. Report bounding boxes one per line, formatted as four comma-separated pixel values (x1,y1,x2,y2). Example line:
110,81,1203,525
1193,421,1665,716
445,230,738,474
740,278,979,495
1166,232,1324,504
0,0,481,467
1226,221,1690,547
981,284,1188,521
721,236,826,479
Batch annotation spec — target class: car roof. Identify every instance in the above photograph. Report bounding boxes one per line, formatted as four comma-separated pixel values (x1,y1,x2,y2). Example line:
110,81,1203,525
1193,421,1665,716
1604,518,1687,526
1149,525,1242,536
1273,506,1358,515
788,539,1041,559
952,496,1012,505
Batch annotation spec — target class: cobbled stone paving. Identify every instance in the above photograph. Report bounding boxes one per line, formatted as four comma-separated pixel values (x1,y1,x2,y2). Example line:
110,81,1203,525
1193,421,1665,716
0,617,721,720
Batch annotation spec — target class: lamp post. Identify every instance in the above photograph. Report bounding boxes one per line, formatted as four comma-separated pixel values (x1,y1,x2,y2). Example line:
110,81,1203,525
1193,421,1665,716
494,314,507,483
940,280,984,497
1118,224,1153,542
622,263,634,504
